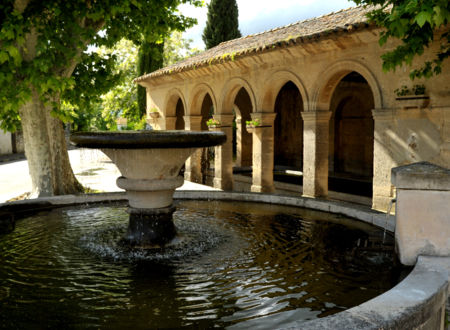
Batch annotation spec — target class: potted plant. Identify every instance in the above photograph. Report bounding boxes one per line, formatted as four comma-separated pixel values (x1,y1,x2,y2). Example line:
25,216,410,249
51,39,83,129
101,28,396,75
206,118,221,129
149,108,160,119
245,119,261,133
395,84,429,109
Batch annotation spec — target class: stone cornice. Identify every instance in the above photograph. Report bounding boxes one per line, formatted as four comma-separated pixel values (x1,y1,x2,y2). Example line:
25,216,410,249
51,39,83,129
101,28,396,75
301,111,332,122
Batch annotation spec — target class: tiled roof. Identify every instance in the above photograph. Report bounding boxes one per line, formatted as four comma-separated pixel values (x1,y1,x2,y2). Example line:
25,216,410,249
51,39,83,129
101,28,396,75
135,5,375,82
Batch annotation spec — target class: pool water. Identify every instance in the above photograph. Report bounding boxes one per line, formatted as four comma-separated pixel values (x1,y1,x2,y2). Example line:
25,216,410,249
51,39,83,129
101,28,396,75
0,201,407,329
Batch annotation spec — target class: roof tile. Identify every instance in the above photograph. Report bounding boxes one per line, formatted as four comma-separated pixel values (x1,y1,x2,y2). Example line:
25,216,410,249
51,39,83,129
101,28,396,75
135,5,374,82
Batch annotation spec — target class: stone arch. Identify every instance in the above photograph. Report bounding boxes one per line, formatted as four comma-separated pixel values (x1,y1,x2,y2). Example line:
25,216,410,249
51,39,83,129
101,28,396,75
164,88,186,117
188,83,217,116
220,79,256,168
220,77,257,114
327,70,376,198
261,70,309,112
311,60,382,111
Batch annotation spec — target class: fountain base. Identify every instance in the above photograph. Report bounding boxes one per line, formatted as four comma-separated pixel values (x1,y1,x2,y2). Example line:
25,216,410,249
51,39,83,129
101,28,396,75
122,206,177,248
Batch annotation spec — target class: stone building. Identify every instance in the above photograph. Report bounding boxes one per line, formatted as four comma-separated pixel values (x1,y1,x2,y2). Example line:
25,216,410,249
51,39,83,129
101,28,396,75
135,6,450,212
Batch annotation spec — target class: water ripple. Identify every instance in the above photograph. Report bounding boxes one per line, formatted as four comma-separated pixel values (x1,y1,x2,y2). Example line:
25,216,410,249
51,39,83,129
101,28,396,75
0,201,407,329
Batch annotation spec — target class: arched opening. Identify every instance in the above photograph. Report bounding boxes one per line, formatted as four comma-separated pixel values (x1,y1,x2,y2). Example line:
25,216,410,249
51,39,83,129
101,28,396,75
175,98,185,130
273,81,304,184
200,93,214,184
329,71,374,197
233,87,253,168
200,93,213,130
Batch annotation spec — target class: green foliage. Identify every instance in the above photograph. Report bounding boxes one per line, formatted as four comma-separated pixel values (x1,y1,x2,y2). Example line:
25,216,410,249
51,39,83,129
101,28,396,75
245,119,260,127
353,0,450,79
69,31,200,132
394,84,426,96
202,0,242,49
98,39,140,130
137,41,164,118
206,118,220,127
164,31,202,65
0,0,202,132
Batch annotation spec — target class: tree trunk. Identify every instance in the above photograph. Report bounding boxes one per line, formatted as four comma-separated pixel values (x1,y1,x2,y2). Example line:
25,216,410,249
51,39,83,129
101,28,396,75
19,88,82,197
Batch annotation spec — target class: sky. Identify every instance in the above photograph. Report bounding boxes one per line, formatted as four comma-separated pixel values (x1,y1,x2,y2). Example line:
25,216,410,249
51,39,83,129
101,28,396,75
180,0,356,49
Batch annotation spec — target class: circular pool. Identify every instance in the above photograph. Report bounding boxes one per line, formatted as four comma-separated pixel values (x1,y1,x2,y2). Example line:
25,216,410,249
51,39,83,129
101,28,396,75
0,200,407,329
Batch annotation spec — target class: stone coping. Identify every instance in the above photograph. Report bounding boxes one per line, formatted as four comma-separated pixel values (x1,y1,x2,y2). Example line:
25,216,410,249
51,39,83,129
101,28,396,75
70,130,226,149
0,190,395,233
173,190,395,232
2,191,449,329
392,161,450,191
285,256,450,329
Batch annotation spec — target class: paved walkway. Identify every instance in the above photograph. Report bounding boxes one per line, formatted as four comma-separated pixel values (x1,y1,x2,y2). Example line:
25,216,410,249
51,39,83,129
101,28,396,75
0,149,218,203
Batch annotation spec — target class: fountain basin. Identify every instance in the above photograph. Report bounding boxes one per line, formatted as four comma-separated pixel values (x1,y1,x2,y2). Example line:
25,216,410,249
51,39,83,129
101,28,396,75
1,192,447,329
0,194,405,328
70,130,226,247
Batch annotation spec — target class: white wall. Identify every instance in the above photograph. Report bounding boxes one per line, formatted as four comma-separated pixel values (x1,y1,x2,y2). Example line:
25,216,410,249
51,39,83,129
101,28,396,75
0,130,12,155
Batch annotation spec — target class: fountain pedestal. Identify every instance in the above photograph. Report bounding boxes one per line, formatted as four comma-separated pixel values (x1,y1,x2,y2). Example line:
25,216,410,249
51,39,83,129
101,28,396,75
70,131,226,248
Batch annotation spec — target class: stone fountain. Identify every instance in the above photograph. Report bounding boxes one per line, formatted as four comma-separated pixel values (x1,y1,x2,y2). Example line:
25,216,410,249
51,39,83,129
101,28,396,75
70,130,226,248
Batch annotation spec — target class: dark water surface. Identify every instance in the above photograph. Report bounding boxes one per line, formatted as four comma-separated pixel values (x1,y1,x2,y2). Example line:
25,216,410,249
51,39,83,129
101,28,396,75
0,201,407,329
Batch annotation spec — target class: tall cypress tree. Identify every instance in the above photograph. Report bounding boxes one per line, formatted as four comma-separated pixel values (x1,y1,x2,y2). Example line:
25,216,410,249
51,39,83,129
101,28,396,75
137,42,164,119
202,0,242,49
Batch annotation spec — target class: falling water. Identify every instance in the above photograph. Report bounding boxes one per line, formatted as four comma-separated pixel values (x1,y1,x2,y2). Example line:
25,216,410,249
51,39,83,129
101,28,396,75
383,198,396,244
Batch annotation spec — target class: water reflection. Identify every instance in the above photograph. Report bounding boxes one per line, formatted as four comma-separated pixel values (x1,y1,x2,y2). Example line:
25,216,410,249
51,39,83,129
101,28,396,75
0,201,407,329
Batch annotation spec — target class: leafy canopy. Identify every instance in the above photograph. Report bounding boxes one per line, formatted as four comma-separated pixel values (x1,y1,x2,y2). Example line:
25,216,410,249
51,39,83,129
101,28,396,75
0,0,202,132
67,32,201,132
353,0,450,79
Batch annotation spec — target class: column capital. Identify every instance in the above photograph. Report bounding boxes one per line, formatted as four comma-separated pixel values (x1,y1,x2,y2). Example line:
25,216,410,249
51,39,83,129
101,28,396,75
301,111,332,122
164,116,177,130
251,112,277,126
183,115,203,130
213,114,234,126
372,108,395,121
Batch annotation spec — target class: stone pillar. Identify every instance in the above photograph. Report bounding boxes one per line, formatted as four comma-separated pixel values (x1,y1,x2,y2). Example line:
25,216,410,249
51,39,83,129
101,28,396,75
147,115,176,130
235,117,243,166
236,117,252,167
372,108,397,211
301,111,331,198
251,112,276,193
391,162,450,266
212,114,234,191
184,115,203,183
165,116,177,130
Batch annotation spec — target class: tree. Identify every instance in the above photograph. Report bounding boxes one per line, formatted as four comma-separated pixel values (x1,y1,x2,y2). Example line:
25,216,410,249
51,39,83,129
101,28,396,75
353,0,450,79
0,0,201,197
164,31,202,66
67,32,201,133
137,42,164,119
202,0,241,49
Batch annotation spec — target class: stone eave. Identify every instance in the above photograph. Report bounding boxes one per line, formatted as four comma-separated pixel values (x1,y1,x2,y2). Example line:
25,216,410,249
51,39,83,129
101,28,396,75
137,24,379,87
135,5,380,86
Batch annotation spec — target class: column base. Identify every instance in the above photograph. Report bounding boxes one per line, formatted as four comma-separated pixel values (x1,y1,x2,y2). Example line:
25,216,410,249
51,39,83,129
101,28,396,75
122,206,177,248
213,177,233,191
251,184,275,193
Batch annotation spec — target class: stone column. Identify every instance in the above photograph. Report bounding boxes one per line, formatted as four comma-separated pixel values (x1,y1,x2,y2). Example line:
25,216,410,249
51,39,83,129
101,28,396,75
372,108,397,211
213,114,234,191
301,111,332,198
165,116,177,130
236,117,252,167
251,112,276,193
235,117,243,166
184,115,203,183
